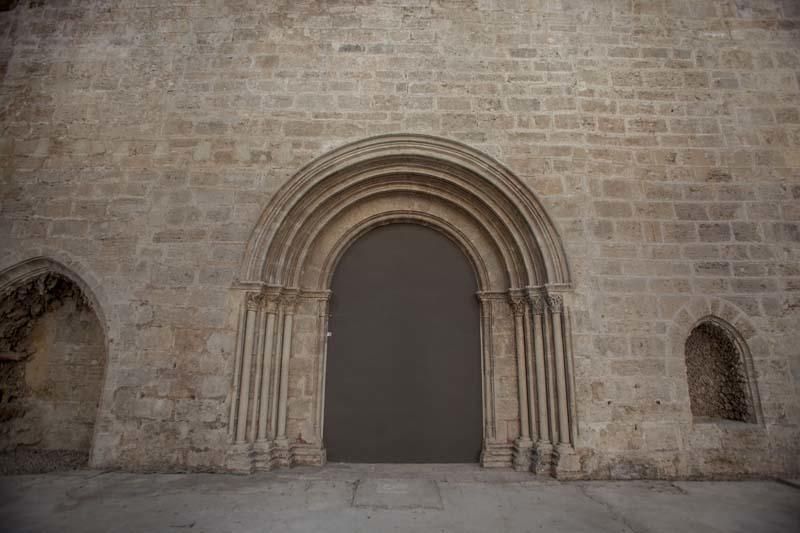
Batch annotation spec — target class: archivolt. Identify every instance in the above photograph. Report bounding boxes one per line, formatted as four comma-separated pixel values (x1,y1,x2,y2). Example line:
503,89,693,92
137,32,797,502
239,134,571,291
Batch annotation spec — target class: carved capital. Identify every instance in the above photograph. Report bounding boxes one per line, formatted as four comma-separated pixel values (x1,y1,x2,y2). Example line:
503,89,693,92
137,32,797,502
508,290,526,317
528,293,547,315
281,291,299,313
246,292,263,311
262,288,282,313
546,294,563,313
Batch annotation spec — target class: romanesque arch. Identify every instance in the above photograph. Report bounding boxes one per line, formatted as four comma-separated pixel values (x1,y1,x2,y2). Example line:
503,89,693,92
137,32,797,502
227,134,580,477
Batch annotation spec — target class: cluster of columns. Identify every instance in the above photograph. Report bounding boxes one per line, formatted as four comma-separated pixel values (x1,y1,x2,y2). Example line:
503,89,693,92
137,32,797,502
507,287,579,477
226,283,579,476
226,286,306,472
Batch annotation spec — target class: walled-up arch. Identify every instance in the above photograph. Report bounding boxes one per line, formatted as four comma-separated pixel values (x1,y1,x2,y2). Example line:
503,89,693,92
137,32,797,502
667,297,764,427
227,134,580,478
0,257,109,472
0,257,109,333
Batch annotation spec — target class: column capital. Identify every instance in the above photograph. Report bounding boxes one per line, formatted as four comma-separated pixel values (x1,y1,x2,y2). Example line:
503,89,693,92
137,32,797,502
546,294,563,313
246,291,263,311
507,289,527,317
527,291,547,315
280,289,300,313
261,286,282,312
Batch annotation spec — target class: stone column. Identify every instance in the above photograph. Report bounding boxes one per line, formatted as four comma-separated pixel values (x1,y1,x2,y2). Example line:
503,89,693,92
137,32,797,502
477,293,496,442
564,308,578,446
510,290,532,471
548,295,570,446
228,301,247,438
544,302,559,446
275,291,298,450
235,292,261,444
528,291,553,473
248,303,268,443
523,307,537,442
256,290,280,442
313,292,331,443
269,302,285,440
547,291,580,479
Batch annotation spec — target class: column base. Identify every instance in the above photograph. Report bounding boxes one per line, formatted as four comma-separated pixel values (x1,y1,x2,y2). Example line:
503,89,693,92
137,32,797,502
512,438,533,472
225,442,255,473
553,443,581,480
290,442,326,466
480,441,513,468
252,440,274,472
531,441,553,475
272,438,291,468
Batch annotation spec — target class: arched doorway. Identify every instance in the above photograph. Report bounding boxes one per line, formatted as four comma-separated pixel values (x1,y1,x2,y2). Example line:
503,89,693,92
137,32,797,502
227,134,579,478
324,223,482,463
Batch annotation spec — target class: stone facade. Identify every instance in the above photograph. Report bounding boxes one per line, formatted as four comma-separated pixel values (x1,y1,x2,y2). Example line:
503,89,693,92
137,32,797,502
0,0,798,478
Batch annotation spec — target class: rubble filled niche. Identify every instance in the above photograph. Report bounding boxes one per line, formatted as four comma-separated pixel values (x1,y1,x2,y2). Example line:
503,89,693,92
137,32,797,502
0,273,106,474
685,320,754,423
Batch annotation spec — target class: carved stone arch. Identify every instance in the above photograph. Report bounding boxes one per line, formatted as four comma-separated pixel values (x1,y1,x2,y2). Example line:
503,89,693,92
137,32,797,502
240,135,572,288
0,256,111,469
0,256,110,335
666,297,765,426
227,134,579,478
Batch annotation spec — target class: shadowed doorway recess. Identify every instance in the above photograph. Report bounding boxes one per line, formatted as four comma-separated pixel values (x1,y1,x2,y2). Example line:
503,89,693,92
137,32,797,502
324,223,482,463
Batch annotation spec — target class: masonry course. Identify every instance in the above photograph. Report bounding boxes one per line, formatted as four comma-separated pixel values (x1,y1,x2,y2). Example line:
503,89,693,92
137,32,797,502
0,0,798,478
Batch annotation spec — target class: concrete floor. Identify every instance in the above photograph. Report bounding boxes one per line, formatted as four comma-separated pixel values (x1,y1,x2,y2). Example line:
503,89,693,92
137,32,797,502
1,465,798,533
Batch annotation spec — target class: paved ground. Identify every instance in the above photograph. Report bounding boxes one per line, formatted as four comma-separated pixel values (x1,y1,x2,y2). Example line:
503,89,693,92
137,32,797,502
1,465,798,532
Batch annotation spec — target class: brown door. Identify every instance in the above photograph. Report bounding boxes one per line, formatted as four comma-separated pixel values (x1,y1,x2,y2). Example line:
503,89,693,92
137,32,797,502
324,223,482,463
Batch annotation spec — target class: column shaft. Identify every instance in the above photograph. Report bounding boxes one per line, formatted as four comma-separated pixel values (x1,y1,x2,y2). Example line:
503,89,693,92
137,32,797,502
479,296,496,440
552,308,570,445
314,296,330,440
228,301,246,437
256,309,277,441
235,300,258,443
544,308,559,445
523,310,537,441
248,307,267,442
512,302,530,440
277,305,295,440
269,306,284,439
533,309,550,444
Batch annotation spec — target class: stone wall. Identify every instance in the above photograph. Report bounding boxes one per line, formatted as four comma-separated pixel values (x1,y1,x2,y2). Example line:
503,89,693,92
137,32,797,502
0,0,798,477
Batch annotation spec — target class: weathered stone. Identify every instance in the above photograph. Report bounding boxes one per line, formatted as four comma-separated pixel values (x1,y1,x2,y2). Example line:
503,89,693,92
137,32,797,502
0,0,796,480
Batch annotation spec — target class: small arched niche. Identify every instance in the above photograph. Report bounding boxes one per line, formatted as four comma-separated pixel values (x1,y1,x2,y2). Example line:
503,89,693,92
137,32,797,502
685,316,760,424
0,261,108,474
